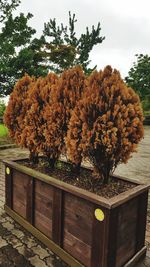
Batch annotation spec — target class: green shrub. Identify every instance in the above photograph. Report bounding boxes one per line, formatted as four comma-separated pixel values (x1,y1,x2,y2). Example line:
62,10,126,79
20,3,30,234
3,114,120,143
0,100,6,117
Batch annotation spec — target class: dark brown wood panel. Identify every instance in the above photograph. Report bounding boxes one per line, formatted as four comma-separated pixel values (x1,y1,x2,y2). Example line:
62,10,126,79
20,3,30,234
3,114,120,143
64,230,91,267
116,198,138,267
13,170,31,218
135,191,148,252
26,178,34,224
91,206,108,267
63,192,94,267
52,188,63,246
5,166,13,208
104,208,119,267
34,180,53,238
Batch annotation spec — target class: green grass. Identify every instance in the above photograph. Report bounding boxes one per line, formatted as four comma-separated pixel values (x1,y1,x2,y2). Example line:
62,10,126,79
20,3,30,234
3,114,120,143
0,124,8,137
144,110,150,116
0,124,14,145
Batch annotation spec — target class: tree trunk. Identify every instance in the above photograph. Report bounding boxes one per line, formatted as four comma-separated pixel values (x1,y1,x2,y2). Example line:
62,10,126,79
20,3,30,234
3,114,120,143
29,151,39,164
47,157,57,169
71,163,81,174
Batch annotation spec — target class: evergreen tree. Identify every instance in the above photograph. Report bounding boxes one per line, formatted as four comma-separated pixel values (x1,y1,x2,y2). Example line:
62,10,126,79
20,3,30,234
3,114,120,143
125,54,150,111
0,0,48,96
43,12,105,74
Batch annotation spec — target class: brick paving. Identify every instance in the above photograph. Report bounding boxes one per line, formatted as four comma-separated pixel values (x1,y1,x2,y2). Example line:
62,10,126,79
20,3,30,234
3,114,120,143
0,126,150,266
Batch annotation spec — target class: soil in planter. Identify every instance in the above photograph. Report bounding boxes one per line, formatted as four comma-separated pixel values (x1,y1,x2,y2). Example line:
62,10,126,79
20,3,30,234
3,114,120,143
19,158,136,199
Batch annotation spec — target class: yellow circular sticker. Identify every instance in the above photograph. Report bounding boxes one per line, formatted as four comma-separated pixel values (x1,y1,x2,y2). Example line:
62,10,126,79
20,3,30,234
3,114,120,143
6,167,10,175
95,208,105,221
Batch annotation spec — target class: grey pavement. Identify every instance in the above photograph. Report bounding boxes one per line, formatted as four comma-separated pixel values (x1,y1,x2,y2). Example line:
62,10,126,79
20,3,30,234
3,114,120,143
0,126,150,266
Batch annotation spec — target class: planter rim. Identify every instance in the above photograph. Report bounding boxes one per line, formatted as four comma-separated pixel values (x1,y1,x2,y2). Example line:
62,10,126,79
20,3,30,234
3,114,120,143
3,158,149,209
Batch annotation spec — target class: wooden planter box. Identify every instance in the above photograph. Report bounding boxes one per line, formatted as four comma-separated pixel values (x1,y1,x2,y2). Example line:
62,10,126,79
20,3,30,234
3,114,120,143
3,158,149,267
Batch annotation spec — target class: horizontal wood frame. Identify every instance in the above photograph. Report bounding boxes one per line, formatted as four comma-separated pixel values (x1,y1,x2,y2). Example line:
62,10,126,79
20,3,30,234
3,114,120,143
3,159,149,209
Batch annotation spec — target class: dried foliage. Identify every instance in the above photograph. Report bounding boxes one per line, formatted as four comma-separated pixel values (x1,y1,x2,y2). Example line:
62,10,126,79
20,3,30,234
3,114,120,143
4,74,35,144
21,73,58,164
43,66,85,162
4,65,144,183
55,65,85,126
66,66,144,183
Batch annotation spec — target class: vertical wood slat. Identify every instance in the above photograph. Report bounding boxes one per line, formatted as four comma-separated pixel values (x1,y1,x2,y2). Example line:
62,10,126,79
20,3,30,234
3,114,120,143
91,206,107,267
5,166,13,208
26,177,35,225
107,208,119,267
52,188,63,246
135,191,148,252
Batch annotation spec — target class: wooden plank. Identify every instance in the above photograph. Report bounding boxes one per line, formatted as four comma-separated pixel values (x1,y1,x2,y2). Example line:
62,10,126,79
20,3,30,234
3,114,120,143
91,206,108,267
124,246,147,267
5,166,13,208
52,188,63,246
116,198,138,267
106,208,119,267
110,184,149,208
13,170,30,219
26,178,34,224
63,230,91,267
135,191,148,252
34,180,53,238
34,210,52,237
63,193,93,245
63,193,94,267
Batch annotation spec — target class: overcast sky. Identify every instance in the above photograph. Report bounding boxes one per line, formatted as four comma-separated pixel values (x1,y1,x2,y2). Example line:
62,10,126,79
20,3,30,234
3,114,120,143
14,0,150,78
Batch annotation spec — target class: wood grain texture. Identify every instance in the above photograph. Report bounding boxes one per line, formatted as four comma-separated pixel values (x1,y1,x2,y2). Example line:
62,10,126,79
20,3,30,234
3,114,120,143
26,178,34,224
106,208,119,267
52,188,63,246
91,206,107,267
63,192,94,267
116,198,138,267
135,191,148,252
34,180,53,238
13,170,31,219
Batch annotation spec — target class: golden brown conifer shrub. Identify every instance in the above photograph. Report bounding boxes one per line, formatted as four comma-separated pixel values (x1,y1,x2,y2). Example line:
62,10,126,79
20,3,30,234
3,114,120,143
66,66,144,184
4,74,35,145
22,73,58,164
43,66,85,164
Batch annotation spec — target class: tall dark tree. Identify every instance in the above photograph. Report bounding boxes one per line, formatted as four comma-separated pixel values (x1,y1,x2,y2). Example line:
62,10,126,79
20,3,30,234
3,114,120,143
0,4,105,96
125,54,150,111
0,0,20,22
0,0,48,96
43,12,105,74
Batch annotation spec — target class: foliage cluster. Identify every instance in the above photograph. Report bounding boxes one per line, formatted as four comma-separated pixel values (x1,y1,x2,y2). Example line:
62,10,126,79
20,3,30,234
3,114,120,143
4,65,144,184
43,11,105,74
125,54,150,112
0,99,6,116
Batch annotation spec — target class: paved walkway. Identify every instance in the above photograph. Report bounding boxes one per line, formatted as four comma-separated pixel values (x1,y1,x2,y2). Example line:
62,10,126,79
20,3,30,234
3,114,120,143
0,126,150,266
